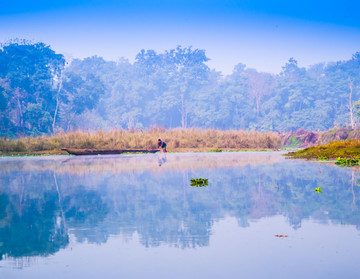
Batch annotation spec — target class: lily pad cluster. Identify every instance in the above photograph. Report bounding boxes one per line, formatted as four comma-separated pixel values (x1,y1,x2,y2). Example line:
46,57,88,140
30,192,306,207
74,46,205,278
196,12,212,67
335,157,359,167
190,178,209,187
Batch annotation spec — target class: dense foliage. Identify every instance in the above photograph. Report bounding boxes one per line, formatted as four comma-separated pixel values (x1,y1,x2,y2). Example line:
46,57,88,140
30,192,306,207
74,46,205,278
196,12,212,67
1,41,360,137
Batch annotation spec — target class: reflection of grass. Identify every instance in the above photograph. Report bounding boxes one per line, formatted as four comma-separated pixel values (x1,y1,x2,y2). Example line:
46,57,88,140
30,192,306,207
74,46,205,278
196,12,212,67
0,128,281,155
0,152,284,175
286,140,360,160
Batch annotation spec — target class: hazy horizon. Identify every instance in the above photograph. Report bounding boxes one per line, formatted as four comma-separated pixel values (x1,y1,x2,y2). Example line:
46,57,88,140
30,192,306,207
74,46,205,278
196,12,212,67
1,0,360,75
2,1,360,137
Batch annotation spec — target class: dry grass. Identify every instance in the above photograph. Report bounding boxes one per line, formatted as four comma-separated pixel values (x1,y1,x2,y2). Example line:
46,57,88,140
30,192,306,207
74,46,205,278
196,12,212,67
0,128,282,154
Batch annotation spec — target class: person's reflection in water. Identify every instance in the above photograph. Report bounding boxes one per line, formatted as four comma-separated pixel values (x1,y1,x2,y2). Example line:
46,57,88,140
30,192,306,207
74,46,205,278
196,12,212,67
158,153,167,167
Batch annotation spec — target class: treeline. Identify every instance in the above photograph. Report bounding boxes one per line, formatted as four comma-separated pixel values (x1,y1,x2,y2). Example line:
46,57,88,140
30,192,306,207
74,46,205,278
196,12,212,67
1,40,360,137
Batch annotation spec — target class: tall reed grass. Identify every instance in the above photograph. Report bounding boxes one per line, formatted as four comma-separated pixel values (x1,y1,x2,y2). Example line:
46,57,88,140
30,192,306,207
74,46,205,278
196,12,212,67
0,128,282,153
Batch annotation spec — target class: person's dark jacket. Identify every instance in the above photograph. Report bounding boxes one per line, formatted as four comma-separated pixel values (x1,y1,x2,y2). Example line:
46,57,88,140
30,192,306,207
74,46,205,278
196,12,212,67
157,141,166,148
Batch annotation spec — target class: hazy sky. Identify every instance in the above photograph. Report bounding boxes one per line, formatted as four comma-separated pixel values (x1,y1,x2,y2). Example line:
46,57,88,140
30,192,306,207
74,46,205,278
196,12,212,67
1,0,360,74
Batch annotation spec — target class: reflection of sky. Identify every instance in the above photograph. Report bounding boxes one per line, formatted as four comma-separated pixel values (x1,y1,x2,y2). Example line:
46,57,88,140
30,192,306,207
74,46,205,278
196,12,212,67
2,217,360,279
1,0,360,74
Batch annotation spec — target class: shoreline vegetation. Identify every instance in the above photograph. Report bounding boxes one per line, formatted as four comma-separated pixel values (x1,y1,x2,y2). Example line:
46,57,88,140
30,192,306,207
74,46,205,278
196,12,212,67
0,128,282,156
286,140,360,160
2,127,360,158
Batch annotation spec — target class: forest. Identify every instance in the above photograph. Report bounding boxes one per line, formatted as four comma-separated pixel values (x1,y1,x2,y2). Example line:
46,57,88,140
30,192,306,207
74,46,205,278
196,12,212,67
1,40,360,138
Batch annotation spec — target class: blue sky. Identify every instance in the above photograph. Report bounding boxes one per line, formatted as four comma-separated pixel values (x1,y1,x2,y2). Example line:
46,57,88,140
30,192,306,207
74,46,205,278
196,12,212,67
1,0,360,74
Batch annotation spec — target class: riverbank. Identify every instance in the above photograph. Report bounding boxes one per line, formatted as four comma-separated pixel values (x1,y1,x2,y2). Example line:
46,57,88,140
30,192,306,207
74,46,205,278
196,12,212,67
286,140,360,160
0,147,281,157
0,128,281,156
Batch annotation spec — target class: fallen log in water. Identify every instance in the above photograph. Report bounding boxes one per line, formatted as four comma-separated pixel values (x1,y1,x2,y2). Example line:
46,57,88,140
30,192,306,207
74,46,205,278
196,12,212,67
61,148,159,155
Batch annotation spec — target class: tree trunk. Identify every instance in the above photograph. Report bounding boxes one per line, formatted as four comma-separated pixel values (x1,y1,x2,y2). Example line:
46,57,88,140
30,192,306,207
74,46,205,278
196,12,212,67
180,93,187,128
15,88,25,135
351,169,357,209
53,172,67,232
52,94,59,133
349,79,354,129
52,76,63,134
66,113,75,132
255,95,261,118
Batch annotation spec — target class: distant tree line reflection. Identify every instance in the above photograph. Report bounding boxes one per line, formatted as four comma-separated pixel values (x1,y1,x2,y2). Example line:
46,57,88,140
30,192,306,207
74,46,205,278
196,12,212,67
0,159,360,260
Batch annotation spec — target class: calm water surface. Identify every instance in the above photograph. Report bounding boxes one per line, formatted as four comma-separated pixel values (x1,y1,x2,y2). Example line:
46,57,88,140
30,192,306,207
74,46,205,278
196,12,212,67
0,152,360,279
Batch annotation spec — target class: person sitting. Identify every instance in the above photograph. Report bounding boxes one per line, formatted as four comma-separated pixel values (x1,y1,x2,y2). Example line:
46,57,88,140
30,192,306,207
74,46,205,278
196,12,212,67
157,139,167,152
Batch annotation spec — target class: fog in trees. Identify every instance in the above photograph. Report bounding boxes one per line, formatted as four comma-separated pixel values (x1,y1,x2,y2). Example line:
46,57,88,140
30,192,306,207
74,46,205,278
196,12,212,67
1,41,360,137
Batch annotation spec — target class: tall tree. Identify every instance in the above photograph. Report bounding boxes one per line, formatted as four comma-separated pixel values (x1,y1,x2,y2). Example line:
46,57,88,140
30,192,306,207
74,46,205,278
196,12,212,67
0,41,65,136
244,69,275,119
60,72,105,131
162,46,210,128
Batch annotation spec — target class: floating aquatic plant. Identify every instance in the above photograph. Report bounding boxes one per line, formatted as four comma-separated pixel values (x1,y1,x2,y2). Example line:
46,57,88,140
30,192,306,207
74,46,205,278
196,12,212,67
210,148,222,152
335,157,359,167
190,178,209,187
315,187,323,193
317,156,329,161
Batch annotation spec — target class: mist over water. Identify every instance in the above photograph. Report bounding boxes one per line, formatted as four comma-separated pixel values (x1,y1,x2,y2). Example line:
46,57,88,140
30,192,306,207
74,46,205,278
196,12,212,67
0,152,360,278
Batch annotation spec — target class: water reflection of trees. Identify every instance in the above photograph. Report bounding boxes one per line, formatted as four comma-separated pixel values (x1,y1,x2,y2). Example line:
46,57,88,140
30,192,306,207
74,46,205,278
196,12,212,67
0,152,284,175
0,190,68,260
1,156,360,260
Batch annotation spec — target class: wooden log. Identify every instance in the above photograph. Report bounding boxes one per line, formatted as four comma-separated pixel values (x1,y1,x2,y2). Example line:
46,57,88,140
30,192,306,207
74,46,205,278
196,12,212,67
61,148,159,155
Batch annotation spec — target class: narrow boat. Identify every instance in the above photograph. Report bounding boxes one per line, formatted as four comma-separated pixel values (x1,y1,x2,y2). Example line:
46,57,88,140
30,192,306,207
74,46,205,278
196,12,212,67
62,148,159,155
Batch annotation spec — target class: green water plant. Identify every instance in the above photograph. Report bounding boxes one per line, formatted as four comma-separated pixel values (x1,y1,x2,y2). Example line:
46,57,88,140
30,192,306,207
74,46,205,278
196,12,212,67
190,178,209,187
210,148,222,152
317,156,329,161
335,157,360,167
315,187,323,193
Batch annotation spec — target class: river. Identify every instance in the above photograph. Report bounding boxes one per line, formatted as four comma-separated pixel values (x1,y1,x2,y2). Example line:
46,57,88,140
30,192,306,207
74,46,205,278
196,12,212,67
0,152,359,278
